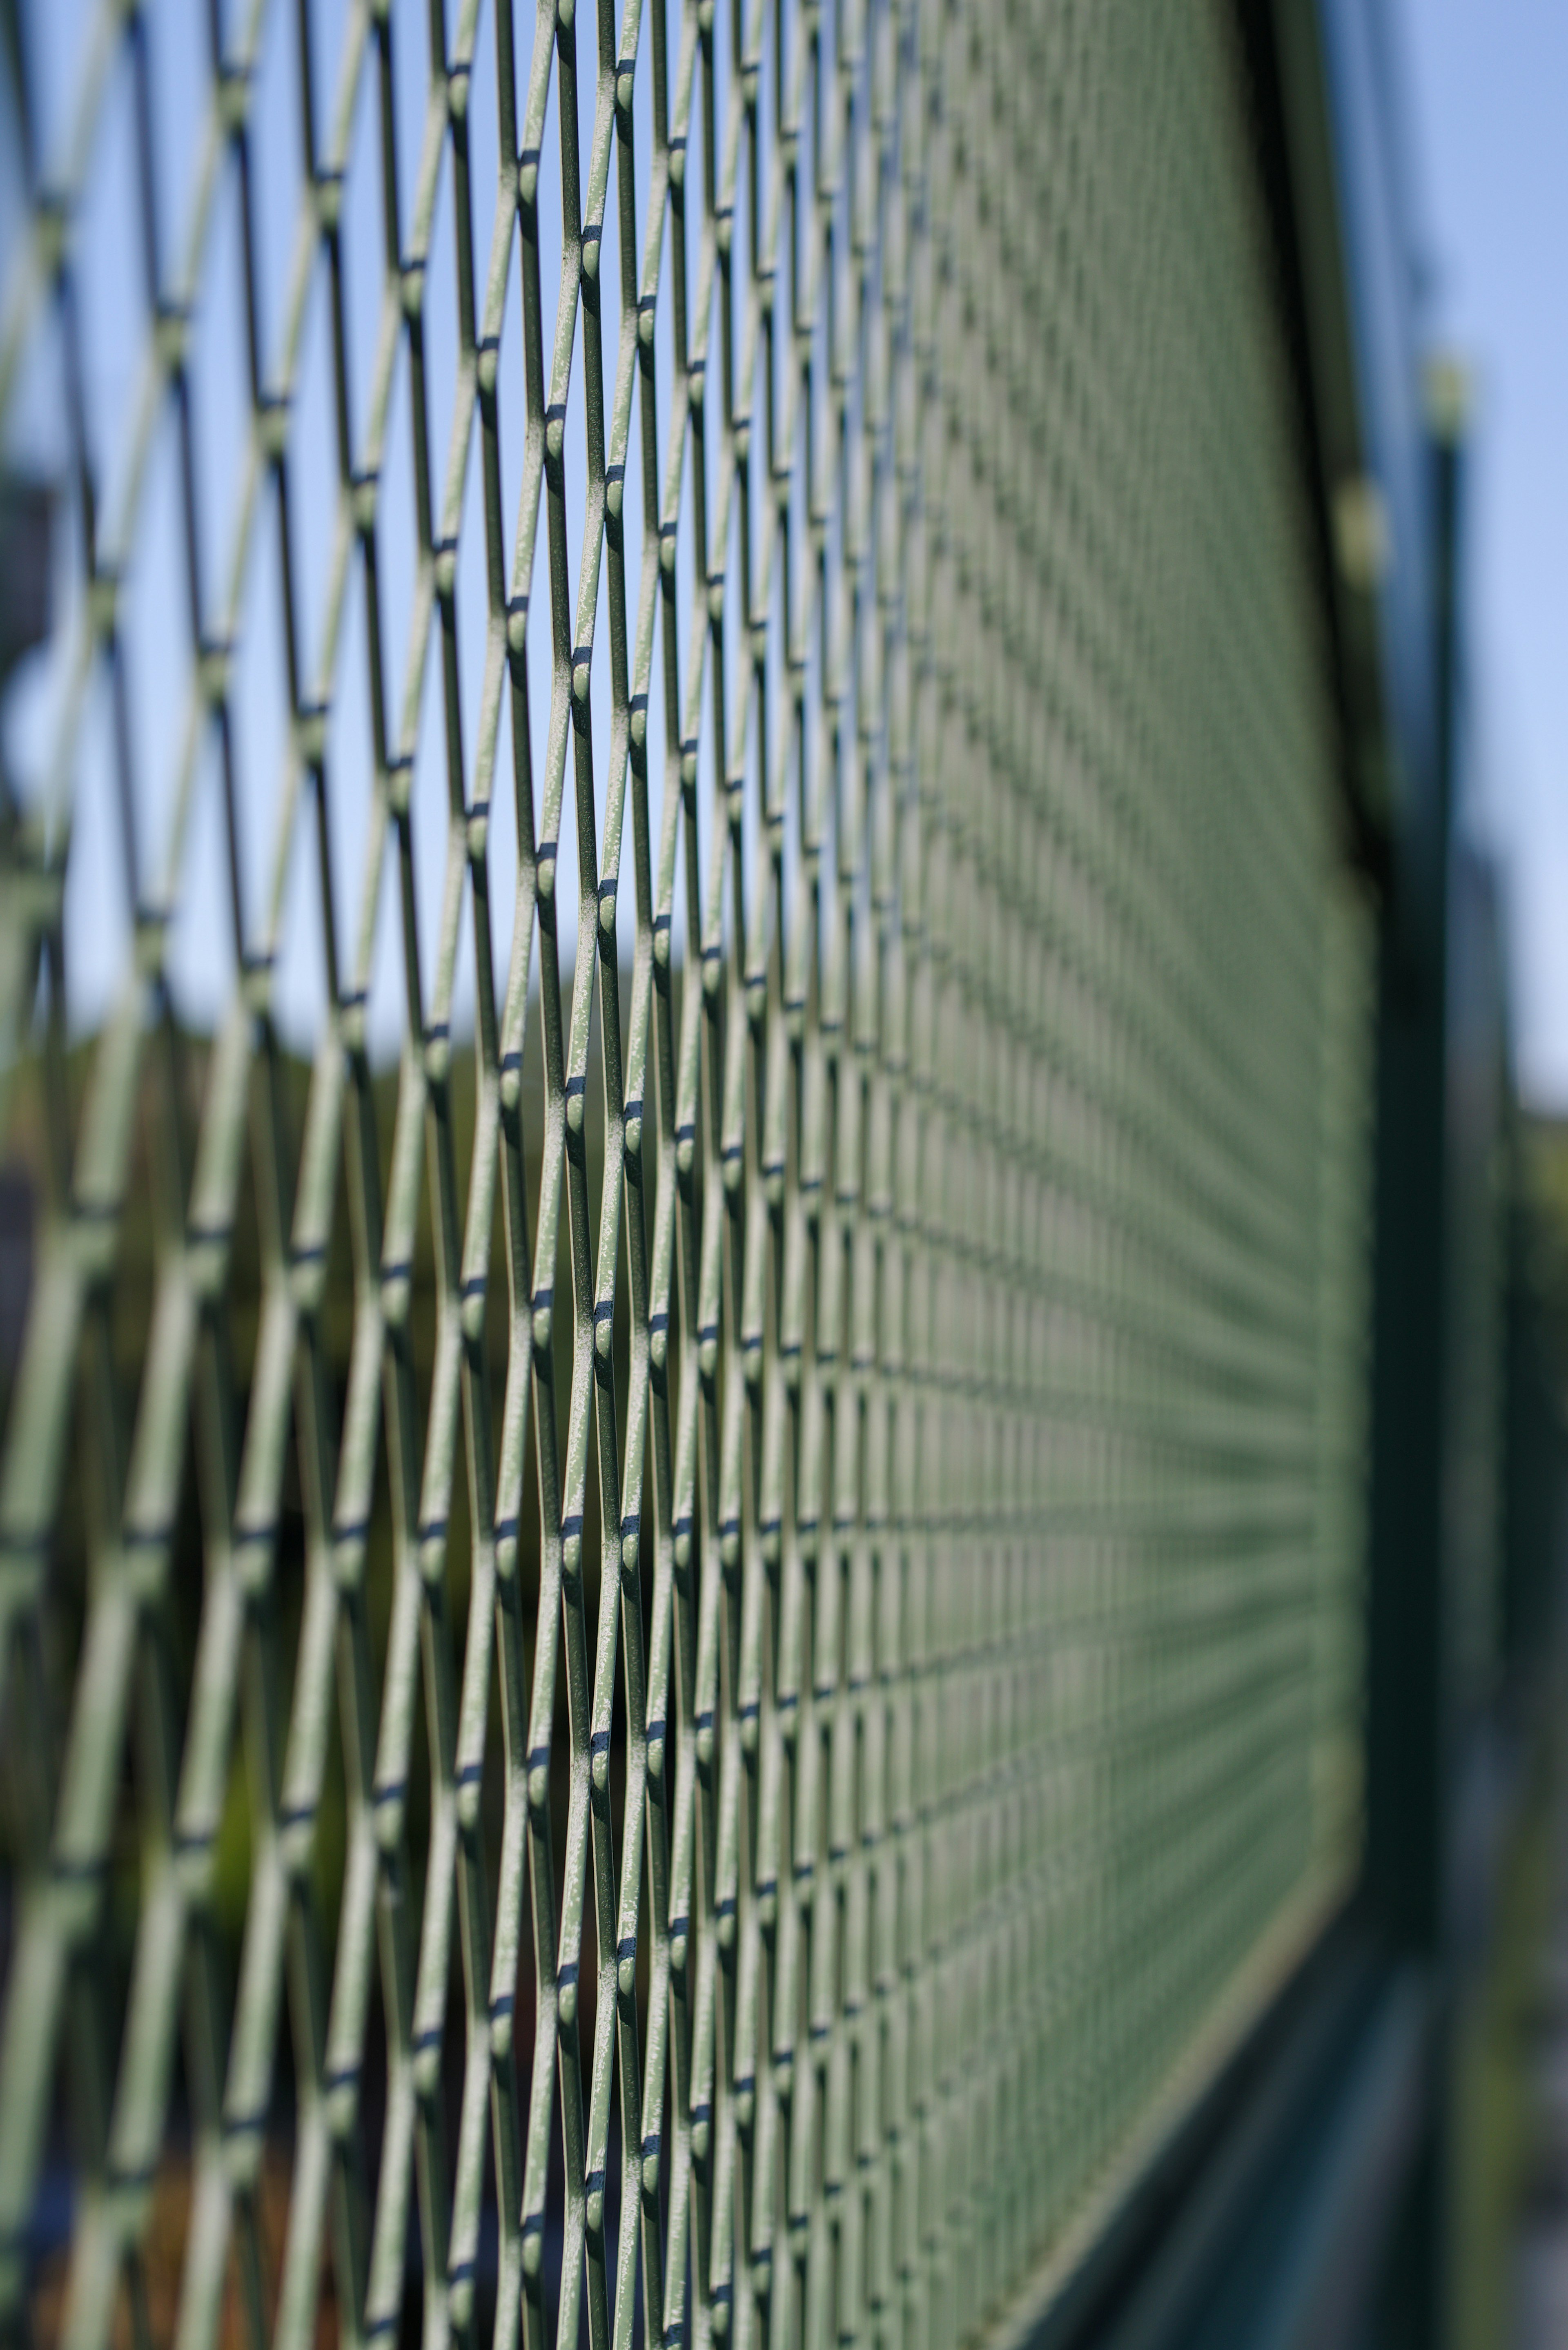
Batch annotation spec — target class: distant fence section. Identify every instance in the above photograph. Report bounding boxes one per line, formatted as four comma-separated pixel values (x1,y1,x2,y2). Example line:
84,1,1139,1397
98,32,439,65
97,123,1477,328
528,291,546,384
0,0,1557,2347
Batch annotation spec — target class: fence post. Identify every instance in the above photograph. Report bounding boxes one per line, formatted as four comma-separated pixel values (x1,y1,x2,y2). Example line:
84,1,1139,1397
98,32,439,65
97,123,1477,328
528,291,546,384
1361,368,1466,2343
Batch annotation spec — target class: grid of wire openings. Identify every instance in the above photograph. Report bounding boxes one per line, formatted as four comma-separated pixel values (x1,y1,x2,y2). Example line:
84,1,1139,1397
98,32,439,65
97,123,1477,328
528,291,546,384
0,0,1376,2343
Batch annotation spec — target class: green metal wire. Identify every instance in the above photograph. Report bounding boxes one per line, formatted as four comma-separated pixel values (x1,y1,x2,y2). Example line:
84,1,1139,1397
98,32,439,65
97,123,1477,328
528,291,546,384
0,0,1376,2345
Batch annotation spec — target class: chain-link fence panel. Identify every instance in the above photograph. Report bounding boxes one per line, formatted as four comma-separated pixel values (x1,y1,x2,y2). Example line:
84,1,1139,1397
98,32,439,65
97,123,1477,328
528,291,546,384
0,0,1375,2344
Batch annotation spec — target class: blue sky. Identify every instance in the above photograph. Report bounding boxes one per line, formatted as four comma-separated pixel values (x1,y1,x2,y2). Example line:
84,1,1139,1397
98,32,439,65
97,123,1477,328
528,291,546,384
1394,0,1568,1106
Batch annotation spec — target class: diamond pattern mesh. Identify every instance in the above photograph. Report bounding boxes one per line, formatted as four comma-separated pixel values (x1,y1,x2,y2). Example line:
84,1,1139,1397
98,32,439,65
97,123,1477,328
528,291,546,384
0,0,1375,2343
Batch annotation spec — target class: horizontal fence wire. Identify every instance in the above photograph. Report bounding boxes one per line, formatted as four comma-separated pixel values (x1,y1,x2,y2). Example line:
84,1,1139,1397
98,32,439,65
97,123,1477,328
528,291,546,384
0,0,1376,2345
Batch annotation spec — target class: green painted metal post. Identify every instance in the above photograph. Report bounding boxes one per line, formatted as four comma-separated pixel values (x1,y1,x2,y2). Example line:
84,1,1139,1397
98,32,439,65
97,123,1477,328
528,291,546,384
1363,370,1467,2347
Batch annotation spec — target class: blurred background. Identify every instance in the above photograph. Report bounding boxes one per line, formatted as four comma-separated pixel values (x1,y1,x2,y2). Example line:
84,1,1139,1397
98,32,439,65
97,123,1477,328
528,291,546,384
1389,13,1568,2326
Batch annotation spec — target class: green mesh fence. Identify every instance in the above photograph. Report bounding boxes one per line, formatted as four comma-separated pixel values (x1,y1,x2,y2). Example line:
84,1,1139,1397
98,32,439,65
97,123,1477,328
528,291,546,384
0,0,1376,2343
